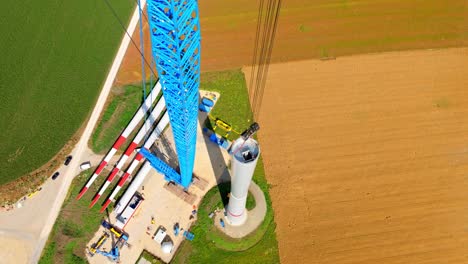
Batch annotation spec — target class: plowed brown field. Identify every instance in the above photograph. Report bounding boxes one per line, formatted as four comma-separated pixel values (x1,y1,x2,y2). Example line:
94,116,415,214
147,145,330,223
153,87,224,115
115,0,468,85
250,48,468,264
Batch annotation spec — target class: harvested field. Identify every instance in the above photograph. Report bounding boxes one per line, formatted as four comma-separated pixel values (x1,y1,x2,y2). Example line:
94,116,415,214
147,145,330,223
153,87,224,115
249,48,468,263
116,0,468,84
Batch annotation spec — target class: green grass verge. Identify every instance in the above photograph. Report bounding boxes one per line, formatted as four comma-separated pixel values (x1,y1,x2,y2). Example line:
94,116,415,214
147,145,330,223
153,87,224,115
91,69,250,155
201,69,253,141
39,169,126,264
0,0,134,184
137,250,164,264
39,241,56,264
90,82,159,154
246,191,256,211
172,69,279,263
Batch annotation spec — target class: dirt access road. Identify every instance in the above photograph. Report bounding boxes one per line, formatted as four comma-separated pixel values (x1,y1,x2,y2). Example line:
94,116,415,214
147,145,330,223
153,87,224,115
250,47,468,264
0,2,145,263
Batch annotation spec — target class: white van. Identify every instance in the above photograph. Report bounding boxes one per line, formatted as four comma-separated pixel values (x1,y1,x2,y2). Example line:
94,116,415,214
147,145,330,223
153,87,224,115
80,161,91,171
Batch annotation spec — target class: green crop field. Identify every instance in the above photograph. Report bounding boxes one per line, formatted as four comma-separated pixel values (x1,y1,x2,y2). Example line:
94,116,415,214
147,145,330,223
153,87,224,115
0,1,134,184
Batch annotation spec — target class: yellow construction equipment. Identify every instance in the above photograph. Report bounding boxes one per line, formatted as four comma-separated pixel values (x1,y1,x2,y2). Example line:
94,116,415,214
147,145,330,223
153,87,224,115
206,115,240,137
101,220,124,238
215,119,232,132
89,232,109,254
110,227,122,238
205,93,216,101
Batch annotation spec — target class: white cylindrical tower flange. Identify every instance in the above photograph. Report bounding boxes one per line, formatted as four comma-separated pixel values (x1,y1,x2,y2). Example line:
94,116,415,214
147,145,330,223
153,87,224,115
227,137,260,226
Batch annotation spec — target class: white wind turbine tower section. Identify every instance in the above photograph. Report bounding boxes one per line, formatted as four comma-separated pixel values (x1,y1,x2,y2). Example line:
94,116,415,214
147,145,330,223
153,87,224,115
227,137,260,226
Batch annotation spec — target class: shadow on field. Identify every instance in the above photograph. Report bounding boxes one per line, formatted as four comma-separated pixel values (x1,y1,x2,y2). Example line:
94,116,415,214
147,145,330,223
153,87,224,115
197,108,231,206
152,132,178,169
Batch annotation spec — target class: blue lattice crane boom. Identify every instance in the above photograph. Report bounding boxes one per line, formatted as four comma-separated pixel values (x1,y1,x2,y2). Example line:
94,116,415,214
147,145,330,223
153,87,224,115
139,148,182,185
146,0,201,189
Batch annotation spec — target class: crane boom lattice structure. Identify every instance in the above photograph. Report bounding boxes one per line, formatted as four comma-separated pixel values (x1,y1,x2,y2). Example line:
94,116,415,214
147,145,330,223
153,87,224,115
146,0,201,188
139,148,182,184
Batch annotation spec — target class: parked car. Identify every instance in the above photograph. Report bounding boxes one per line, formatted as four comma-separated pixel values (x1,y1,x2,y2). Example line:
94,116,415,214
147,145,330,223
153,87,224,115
64,155,73,166
52,172,60,180
80,161,91,171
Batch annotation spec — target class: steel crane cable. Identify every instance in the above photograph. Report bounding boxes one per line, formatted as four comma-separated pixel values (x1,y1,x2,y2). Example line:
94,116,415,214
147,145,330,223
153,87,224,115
251,0,273,116
249,0,267,114
105,0,161,137
253,0,281,119
136,0,152,130
137,0,147,103
252,0,275,118
249,0,265,104
257,0,281,116
250,0,282,120
132,0,158,117
103,0,157,78
134,0,149,22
